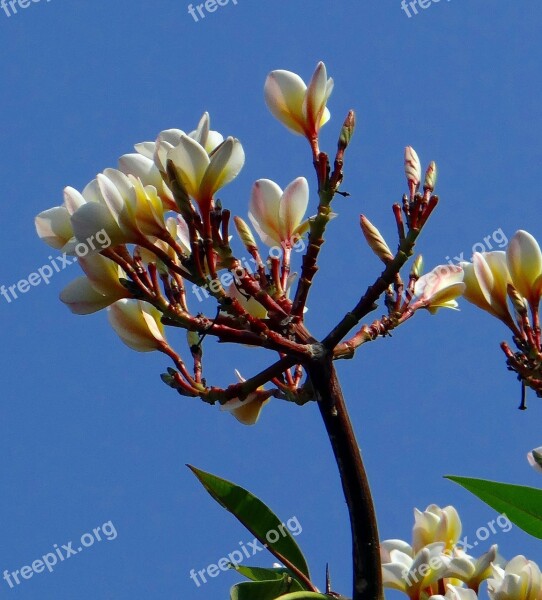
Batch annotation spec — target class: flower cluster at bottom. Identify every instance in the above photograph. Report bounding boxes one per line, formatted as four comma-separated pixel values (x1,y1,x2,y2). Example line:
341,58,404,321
381,504,541,600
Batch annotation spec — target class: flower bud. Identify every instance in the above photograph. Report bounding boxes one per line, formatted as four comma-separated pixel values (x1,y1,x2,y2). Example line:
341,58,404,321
424,161,438,193
360,215,393,263
234,216,258,251
338,110,356,151
404,146,422,191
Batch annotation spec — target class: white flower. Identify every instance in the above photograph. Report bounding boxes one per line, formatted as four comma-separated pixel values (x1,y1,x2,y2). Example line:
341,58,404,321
264,62,333,138
412,265,466,314
381,539,450,596
220,370,272,425
413,504,462,553
429,583,479,600
248,177,309,248
507,230,542,309
488,555,542,600
107,299,167,352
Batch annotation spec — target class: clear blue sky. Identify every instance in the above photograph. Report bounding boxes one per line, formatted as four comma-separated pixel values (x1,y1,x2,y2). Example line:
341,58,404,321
1,0,542,598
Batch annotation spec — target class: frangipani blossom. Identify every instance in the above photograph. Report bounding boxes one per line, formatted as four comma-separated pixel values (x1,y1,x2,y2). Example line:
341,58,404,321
221,370,272,425
381,540,450,596
488,556,542,600
59,254,129,315
412,265,465,314
527,446,542,474
446,545,505,590
248,177,309,248
412,504,462,553
264,62,333,139
429,584,478,600
107,299,167,352
507,230,542,309
167,135,245,210
461,251,514,324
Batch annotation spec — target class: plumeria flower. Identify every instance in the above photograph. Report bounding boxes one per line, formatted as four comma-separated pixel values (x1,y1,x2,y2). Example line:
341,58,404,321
429,584,478,600
248,177,309,248
221,370,272,425
264,61,333,139
167,135,245,213
107,299,167,352
411,265,465,314
460,252,513,323
413,504,462,554
381,539,451,596
527,446,542,474
446,545,505,591
487,555,542,600
506,230,542,310
59,254,129,314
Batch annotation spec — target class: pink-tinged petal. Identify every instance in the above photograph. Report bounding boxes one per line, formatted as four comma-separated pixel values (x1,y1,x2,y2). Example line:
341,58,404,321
200,137,245,199
303,62,333,134
107,299,166,352
35,206,73,249
507,230,542,306
484,251,513,317
404,146,422,187
413,265,465,313
248,178,283,246
63,186,87,215
167,135,210,198
278,177,309,243
264,69,307,135
60,276,113,315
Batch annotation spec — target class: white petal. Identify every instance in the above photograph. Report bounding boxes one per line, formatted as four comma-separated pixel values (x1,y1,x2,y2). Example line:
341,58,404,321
248,178,283,246
264,70,307,135
200,137,245,199
278,177,309,243
167,135,210,198
35,206,73,249
59,276,112,315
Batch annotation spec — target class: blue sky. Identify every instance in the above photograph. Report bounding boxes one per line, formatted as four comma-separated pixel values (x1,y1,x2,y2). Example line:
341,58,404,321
1,0,542,598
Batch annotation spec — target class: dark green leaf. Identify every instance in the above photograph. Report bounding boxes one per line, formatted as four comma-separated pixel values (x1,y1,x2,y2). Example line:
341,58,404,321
189,465,310,578
230,575,302,600
446,476,542,538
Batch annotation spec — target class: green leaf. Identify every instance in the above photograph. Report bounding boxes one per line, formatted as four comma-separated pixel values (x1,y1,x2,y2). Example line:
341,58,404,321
230,575,303,600
189,465,310,578
275,594,335,600
446,476,542,538
234,565,302,584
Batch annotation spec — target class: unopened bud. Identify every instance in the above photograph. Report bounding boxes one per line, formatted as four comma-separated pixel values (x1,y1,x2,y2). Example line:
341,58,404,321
507,284,528,315
424,161,438,193
404,146,422,189
338,110,356,151
234,216,258,250
360,215,393,263
410,255,424,278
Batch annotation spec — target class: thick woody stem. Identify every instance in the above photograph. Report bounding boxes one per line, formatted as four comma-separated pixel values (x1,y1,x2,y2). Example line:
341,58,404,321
307,359,382,600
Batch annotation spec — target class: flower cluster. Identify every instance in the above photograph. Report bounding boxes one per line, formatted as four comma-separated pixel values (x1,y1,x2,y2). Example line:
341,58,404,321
460,231,542,404
382,504,540,600
34,63,466,425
